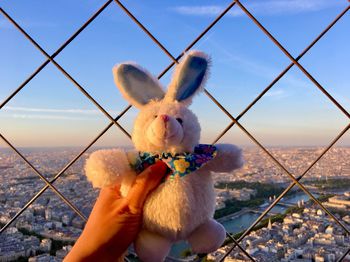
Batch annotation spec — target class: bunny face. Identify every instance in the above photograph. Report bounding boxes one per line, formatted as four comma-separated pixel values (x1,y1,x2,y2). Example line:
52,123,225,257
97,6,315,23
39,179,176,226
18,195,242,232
113,51,209,154
132,101,200,153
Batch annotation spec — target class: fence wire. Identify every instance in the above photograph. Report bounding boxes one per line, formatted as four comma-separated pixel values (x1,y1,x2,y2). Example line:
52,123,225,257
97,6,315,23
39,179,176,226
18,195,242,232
1,0,349,261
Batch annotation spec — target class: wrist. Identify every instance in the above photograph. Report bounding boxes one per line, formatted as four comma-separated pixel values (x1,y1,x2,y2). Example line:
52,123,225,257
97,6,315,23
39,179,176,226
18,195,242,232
64,232,120,262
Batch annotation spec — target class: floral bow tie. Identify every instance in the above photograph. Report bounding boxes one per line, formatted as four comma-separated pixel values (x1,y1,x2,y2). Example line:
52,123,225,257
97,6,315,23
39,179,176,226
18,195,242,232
130,144,217,181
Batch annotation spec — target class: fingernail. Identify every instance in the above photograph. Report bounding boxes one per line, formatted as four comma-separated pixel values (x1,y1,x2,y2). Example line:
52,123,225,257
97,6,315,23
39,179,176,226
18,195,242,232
149,161,167,175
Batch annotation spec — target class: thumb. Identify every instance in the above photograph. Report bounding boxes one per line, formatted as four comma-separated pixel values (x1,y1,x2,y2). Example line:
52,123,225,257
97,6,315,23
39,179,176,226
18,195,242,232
125,161,167,214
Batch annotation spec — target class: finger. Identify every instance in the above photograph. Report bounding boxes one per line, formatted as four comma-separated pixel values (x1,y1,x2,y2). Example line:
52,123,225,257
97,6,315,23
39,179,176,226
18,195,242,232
99,184,122,198
125,161,167,214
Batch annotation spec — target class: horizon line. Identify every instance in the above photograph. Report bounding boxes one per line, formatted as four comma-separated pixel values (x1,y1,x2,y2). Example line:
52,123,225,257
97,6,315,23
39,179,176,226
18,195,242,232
1,145,349,149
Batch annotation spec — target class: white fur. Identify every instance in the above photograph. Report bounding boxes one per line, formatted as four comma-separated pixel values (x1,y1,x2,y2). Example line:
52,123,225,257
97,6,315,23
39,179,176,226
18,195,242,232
132,101,201,154
188,219,226,253
85,149,134,188
165,50,210,106
85,51,244,259
205,144,244,172
135,230,172,262
113,63,165,109
142,169,215,240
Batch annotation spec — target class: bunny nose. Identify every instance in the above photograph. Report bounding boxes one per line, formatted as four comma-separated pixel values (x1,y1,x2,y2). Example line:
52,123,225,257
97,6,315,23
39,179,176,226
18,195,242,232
160,114,169,122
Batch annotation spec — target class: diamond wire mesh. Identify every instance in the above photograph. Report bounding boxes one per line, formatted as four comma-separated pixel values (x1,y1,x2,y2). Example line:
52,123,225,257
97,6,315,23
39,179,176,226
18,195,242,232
1,0,350,261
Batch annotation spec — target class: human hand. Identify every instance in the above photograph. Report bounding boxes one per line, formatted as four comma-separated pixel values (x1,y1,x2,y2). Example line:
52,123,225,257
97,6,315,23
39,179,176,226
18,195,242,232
64,161,168,262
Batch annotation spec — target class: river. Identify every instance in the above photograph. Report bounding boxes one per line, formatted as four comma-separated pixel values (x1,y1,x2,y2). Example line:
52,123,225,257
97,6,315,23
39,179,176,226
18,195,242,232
169,191,320,257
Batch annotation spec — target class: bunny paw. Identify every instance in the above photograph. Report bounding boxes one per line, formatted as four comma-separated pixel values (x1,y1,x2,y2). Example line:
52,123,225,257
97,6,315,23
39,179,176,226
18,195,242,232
84,149,134,188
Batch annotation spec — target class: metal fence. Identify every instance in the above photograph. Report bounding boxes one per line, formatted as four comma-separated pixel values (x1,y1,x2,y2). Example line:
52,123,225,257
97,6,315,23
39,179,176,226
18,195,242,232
1,0,349,261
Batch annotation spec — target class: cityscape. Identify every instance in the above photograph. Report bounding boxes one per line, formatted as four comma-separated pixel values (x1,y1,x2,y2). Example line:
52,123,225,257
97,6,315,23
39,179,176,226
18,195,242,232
0,146,349,261
1,1,349,262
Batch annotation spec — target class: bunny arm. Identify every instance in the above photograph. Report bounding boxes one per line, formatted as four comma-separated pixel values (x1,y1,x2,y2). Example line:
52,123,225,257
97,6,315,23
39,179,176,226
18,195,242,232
205,144,244,173
84,149,136,188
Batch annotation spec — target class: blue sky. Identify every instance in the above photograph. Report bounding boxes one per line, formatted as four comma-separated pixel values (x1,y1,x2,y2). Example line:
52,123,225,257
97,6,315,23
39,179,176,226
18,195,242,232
0,0,349,148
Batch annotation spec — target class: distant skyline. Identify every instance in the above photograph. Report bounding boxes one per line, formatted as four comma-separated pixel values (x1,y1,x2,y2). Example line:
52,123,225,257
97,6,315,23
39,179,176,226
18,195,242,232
0,0,349,148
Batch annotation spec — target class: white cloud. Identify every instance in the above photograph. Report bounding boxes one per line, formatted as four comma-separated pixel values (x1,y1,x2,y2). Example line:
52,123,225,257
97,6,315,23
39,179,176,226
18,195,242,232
264,88,287,98
173,6,225,16
0,19,12,29
172,0,344,17
1,106,121,120
201,35,310,90
3,106,120,115
4,106,98,114
0,18,58,30
8,114,89,121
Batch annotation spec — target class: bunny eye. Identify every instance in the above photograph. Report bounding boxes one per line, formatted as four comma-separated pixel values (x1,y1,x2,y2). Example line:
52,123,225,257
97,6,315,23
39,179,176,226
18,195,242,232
154,115,158,118
176,118,183,125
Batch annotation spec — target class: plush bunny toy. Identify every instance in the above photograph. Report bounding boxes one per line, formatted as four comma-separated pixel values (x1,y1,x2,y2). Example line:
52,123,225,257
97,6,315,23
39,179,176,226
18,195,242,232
85,51,243,262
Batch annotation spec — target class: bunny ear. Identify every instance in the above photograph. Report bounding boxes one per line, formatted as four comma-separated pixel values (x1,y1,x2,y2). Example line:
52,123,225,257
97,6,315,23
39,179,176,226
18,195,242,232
113,63,165,109
166,51,210,105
